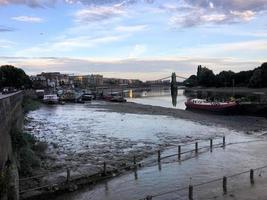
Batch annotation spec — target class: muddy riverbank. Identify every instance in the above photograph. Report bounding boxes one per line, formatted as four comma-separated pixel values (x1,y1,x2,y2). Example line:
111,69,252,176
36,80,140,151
22,101,267,199
93,102,267,133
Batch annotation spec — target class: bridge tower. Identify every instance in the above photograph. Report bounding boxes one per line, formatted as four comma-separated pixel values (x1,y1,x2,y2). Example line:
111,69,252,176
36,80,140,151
171,72,177,90
171,72,178,107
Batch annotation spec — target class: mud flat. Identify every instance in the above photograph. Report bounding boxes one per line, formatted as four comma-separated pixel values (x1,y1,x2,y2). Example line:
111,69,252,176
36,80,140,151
22,101,267,199
94,101,267,132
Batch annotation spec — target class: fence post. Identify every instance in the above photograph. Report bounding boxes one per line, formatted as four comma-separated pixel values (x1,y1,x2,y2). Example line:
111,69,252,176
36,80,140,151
195,142,198,154
103,162,107,176
189,185,193,200
178,145,181,161
133,156,137,169
210,139,213,152
66,168,70,183
146,195,152,200
250,169,254,185
223,176,227,194
223,136,226,147
158,150,161,162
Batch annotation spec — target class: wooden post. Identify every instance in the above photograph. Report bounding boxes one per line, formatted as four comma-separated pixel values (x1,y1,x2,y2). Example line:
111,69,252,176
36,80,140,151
103,162,107,176
250,169,254,185
178,145,181,161
66,168,70,183
210,139,213,152
223,136,226,147
158,150,161,162
223,176,227,194
146,195,152,200
133,156,137,169
189,185,193,200
195,142,198,154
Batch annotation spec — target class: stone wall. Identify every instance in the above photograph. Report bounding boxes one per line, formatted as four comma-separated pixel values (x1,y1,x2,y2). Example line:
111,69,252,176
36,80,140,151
0,91,24,200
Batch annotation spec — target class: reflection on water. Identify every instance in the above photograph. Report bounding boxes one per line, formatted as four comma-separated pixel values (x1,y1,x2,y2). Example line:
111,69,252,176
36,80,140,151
171,87,178,107
127,89,187,109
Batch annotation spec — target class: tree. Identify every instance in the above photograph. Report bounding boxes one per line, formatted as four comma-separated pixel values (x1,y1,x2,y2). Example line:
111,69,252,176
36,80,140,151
249,68,263,88
197,66,216,87
183,75,198,87
261,62,267,87
216,71,235,87
0,65,32,89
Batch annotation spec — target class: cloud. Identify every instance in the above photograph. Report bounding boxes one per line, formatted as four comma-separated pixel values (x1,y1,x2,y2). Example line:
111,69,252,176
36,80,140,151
170,9,256,27
175,40,267,60
0,39,15,48
0,56,262,80
12,16,43,23
115,25,148,32
0,0,57,8
74,4,126,23
186,0,267,12
0,25,15,32
16,34,128,56
162,0,266,27
129,44,147,58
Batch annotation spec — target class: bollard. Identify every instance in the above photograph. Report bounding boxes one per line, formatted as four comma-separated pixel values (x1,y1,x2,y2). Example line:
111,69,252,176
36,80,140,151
195,142,198,154
158,161,162,171
250,169,254,185
178,145,181,161
133,156,137,169
189,185,193,200
133,155,136,165
223,136,226,147
66,168,70,183
223,176,227,194
103,162,107,176
158,150,161,162
146,195,152,200
210,139,213,152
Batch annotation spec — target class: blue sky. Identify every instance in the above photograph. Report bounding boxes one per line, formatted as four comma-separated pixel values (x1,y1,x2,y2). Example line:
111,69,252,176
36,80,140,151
0,0,267,80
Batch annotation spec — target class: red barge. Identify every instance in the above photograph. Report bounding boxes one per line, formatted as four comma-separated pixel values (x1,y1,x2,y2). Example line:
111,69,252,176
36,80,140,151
185,98,237,112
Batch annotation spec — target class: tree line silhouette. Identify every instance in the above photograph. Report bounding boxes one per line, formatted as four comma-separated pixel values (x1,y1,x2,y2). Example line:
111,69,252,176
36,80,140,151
184,62,267,88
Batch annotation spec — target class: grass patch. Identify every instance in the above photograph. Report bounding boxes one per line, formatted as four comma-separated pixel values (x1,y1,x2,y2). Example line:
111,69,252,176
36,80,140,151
11,129,47,177
22,97,41,113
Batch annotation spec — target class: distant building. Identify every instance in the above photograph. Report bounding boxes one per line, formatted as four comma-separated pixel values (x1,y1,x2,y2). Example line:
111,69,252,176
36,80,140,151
30,75,47,88
31,72,72,89
89,74,103,86
71,74,103,88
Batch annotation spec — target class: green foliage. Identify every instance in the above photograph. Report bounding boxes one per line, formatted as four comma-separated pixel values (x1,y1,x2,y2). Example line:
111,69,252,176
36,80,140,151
19,147,41,176
216,71,235,87
10,129,46,176
249,68,262,88
185,62,267,88
0,171,9,195
0,65,32,89
183,75,198,87
248,63,267,88
196,65,216,87
22,97,41,113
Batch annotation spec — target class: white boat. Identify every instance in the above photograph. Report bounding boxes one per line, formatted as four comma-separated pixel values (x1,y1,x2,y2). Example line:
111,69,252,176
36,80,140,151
43,94,59,104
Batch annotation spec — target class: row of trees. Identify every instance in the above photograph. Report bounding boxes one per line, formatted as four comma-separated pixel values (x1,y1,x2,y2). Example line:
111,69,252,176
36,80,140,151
184,62,267,88
0,65,32,89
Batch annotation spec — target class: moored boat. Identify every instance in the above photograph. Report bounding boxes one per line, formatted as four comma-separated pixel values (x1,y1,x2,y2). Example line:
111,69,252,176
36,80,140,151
185,98,237,112
81,93,93,101
43,94,59,104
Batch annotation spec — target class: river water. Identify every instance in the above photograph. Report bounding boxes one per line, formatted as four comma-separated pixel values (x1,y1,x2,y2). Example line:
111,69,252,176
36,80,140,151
24,93,267,200
127,89,187,110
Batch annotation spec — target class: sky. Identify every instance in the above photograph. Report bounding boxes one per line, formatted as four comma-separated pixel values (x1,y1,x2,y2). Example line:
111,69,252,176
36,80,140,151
0,0,267,80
